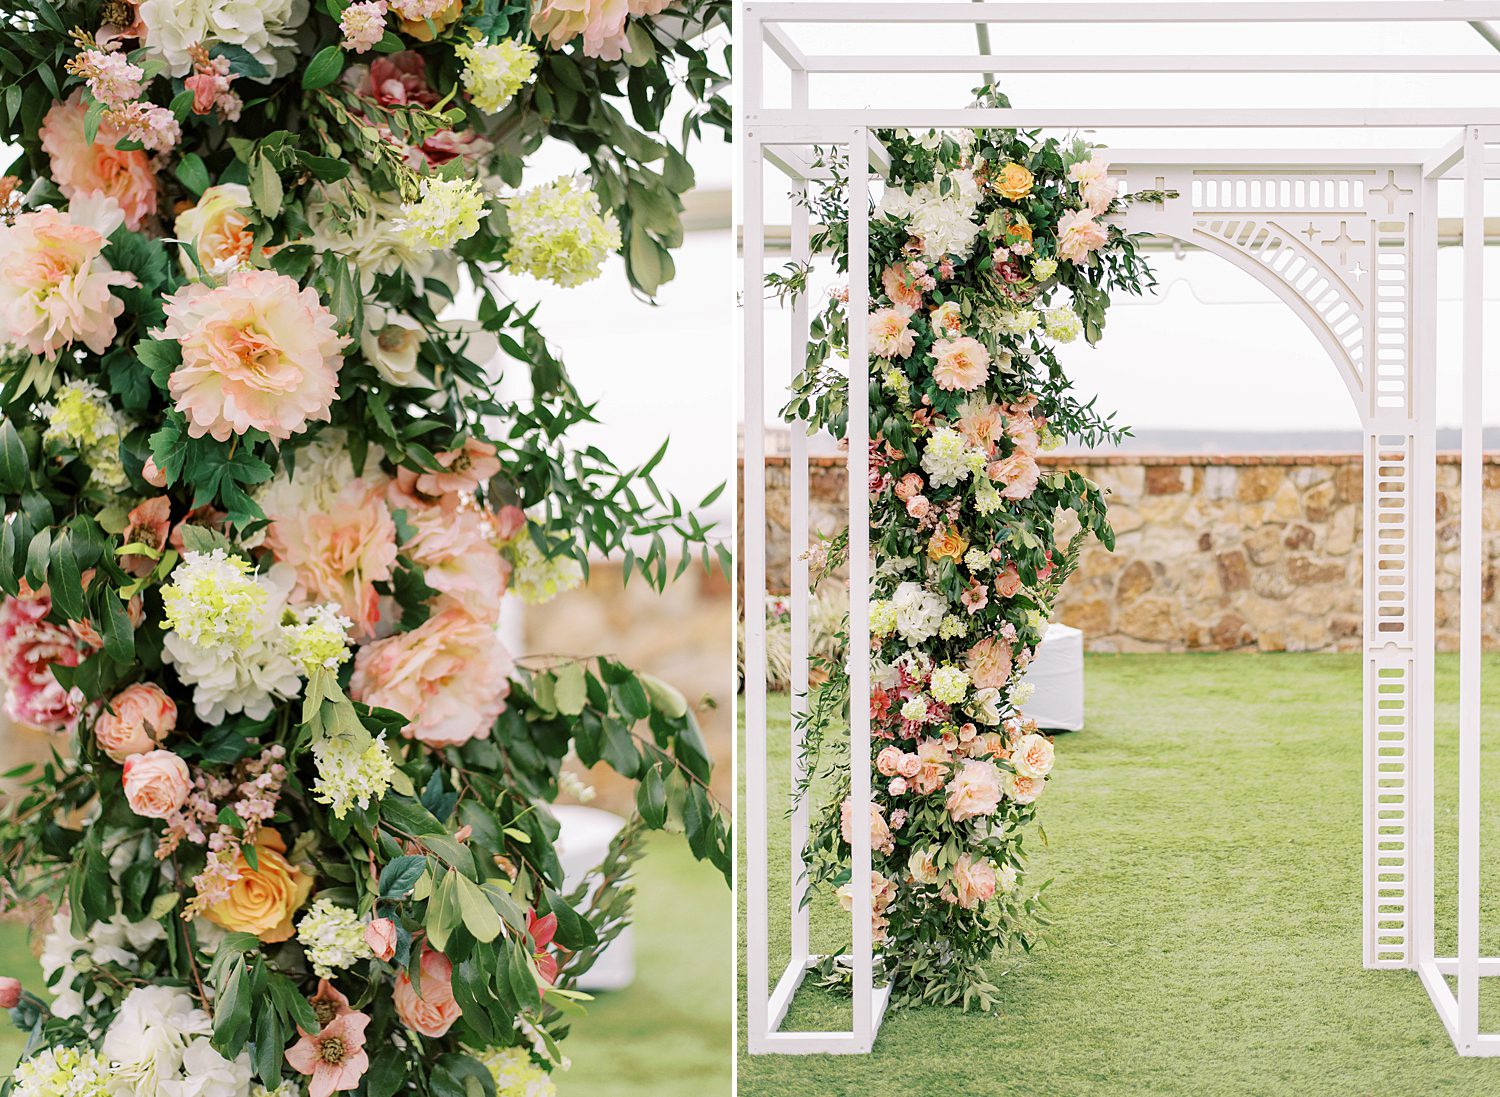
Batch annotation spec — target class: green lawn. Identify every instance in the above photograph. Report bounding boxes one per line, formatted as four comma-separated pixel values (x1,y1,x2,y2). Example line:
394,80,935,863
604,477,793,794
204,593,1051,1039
0,833,730,1097
740,653,1500,1096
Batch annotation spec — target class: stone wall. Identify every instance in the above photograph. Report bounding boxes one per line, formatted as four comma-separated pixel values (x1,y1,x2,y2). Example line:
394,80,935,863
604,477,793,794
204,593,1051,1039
739,453,1500,653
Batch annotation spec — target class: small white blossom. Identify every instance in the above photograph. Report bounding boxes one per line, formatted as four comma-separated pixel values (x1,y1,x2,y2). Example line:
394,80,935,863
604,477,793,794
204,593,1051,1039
398,176,487,251
311,731,397,819
296,897,374,977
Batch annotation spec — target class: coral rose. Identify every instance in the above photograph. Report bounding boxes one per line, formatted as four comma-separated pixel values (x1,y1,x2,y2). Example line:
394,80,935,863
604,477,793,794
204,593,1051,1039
393,946,462,1037
364,918,397,962
202,827,314,942
158,270,347,443
173,184,256,278
965,636,1014,691
1013,732,1055,779
944,759,1003,822
39,92,156,231
868,307,915,360
881,263,924,314
994,162,1034,201
0,201,137,360
946,853,997,910
926,524,968,565
931,336,990,391
994,563,1023,599
876,745,904,777
350,605,513,747
122,748,191,818
1057,208,1109,264
95,682,177,763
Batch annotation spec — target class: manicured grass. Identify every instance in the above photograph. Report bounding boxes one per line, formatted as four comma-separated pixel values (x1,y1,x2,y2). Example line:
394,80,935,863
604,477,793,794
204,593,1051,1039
740,653,1500,1096
0,833,730,1097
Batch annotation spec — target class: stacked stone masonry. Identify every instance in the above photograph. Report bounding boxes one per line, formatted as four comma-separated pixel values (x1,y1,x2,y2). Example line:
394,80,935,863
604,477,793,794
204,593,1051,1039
739,453,1500,653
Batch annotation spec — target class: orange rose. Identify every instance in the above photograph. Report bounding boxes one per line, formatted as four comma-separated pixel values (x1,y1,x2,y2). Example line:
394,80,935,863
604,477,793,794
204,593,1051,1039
203,828,314,942
927,524,969,565
995,162,1034,201
1006,220,1034,243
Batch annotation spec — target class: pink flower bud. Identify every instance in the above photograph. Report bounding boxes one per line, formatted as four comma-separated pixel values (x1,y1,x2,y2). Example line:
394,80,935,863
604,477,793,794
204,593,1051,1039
141,456,167,488
0,976,21,1008
364,917,397,962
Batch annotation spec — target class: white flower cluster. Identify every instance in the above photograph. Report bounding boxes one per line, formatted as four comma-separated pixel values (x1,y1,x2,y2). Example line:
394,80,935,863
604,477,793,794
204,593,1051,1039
161,555,301,721
306,183,447,285
992,308,1039,336
398,176,488,252
40,908,165,1019
103,986,250,1097
900,697,927,722
478,1046,557,1097
868,598,898,638
457,38,538,113
295,897,374,977
963,548,991,572
503,529,584,605
937,614,969,639
1032,257,1059,281
1043,306,1082,344
881,170,983,260
41,380,128,491
930,664,971,704
891,581,946,645
138,0,309,78
920,427,986,489
12,1046,111,1097
311,730,397,819
282,602,353,674
503,176,622,287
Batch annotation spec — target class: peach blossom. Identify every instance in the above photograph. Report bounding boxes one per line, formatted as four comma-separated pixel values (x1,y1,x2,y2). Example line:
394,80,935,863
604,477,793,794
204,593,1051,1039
0,203,137,359
350,606,513,748
122,748,191,818
158,270,347,443
393,946,462,1037
965,636,1013,691
931,336,990,392
1057,208,1109,264
95,682,176,763
945,759,1003,822
120,496,171,578
266,479,399,639
840,797,894,856
39,92,156,230
989,451,1040,501
286,999,371,1097
947,853,997,909
414,438,502,497
868,307,914,360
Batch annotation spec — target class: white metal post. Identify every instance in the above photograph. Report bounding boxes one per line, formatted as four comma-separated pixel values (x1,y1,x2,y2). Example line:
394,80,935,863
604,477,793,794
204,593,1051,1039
1456,124,1485,1053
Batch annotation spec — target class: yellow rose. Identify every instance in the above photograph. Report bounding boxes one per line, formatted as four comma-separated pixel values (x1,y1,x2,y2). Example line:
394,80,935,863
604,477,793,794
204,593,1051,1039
203,828,313,942
398,0,463,40
927,524,969,565
996,162,1034,201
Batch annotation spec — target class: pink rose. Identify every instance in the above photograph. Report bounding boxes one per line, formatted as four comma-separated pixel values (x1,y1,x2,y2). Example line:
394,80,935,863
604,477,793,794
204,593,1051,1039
988,451,1040,500
393,946,462,1037
945,759,1004,822
122,749,191,819
38,92,156,231
840,797,894,856
994,563,1023,599
95,682,177,763
364,918,397,962
946,853,997,910
1057,208,1109,264
896,752,921,780
894,473,924,502
350,606,513,748
888,777,908,796
931,336,991,392
905,495,931,520
158,270,348,443
965,637,1014,691
876,745,904,777
0,976,20,1008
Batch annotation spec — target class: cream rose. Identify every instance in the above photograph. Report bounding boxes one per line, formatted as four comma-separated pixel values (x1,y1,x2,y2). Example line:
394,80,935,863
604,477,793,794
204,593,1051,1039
907,848,940,886
1012,732,1055,779
95,682,177,763
840,797,894,856
121,749,191,818
868,307,914,360
1005,770,1045,804
174,184,256,278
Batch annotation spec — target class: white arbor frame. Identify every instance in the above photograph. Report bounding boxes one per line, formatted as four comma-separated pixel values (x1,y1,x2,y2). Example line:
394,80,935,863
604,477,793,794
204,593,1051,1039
741,1,1498,1057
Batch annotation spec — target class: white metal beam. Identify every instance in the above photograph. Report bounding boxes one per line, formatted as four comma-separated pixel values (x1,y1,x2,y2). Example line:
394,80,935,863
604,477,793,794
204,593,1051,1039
746,108,1500,131
749,1,1500,24
797,54,1500,74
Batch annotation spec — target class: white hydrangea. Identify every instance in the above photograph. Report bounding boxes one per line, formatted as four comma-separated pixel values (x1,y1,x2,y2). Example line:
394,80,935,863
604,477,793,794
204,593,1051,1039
457,38,538,113
503,528,584,605
398,176,488,252
296,897,374,977
1032,257,1058,281
503,176,621,287
162,563,301,721
138,0,309,78
891,581,946,645
40,380,128,491
993,308,1039,336
1043,306,1082,344
311,731,396,819
1010,681,1036,707
869,598,897,638
929,664,971,705
920,427,985,489
40,908,165,1019
104,986,249,1097
283,603,353,674
160,550,268,651
963,548,991,573
12,1046,112,1097
974,479,1004,515
306,183,448,288
899,697,928,722
477,1046,557,1097
937,614,969,639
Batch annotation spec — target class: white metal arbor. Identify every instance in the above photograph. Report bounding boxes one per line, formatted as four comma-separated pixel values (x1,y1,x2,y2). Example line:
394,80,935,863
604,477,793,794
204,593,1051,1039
740,1,1500,1058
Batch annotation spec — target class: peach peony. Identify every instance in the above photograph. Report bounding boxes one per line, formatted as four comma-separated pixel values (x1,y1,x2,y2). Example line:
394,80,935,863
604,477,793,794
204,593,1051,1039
840,796,894,856
931,336,990,391
1012,732,1055,779
350,605,513,747
1004,770,1045,804
394,494,507,621
907,848,940,886
868,307,914,360
946,853,997,909
989,451,1040,501
95,682,176,763
158,270,347,443
912,737,951,795
266,479,399,639
0,201,137,360
39,93,156,231
531,0,634,60
881,263,924,314
122,748,191,818
203,827,314,942
393,946,462,1037
944,759,1003,822
173,183,256,278
965,636,1013,691
1068,153,1118,214
1057,208,1109,264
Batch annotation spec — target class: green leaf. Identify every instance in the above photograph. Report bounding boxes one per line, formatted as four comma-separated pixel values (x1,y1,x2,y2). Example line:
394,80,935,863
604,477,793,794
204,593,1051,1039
425,869,461,953
249,151,283,219
454,872,502,943
175,152,211,196
212,956,252,1058
101,593,134,662
544,888,598,950
0,418,28,494
636,763,667,828
302,45,345,89
46,535,85,622
554,661,587,716
378,854,427,899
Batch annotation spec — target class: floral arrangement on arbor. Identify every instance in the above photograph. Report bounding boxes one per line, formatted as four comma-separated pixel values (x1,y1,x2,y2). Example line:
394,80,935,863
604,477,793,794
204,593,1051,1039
776,89,1153,1010
0,1,729,1095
